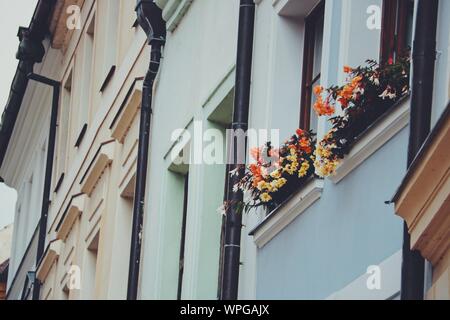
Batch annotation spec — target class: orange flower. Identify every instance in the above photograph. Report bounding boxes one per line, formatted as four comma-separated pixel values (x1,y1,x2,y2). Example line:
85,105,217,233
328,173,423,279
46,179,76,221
314,96,335,116
340,85,353,99
249,164,261,175
299,138,310,148
299,138,312,154
343,65,353,73
296,128,304,136
313,85,323,95
351,75,362,86
252,175,263,187
338,97,349,109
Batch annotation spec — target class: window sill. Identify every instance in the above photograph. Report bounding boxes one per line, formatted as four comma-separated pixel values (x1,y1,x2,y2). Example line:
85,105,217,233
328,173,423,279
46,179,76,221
36,240,63,282
249,178,324,248
80,140,115,196
55,193,86,241
330,96,410,184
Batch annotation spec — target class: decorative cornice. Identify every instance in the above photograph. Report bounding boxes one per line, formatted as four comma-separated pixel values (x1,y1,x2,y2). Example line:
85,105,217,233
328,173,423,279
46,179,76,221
394,106,450,265
49,0,86,52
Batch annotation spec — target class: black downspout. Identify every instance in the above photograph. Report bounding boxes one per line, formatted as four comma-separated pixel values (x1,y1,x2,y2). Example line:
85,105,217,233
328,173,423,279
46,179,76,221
127,0,166,300
401,0,439,300
28,74,60,301
220,0,255,300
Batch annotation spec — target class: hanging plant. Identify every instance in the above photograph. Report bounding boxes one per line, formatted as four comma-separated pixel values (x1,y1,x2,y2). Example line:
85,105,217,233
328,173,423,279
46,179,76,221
313,56,411,177
219,129,316,215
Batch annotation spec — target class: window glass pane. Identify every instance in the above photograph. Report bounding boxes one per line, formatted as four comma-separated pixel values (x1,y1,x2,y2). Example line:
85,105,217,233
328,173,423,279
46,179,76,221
312,16,324,79
404,1,414,50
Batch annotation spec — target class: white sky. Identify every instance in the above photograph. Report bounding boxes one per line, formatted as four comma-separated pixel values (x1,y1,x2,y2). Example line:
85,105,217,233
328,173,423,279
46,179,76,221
0,0,38,229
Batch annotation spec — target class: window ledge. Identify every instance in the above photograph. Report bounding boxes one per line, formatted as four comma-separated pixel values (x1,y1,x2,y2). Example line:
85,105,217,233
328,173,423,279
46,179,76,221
110,79,142,144
249,178,324,248
330,96,410,184
80,140,115,196
55,193,86,241
36,240,63,282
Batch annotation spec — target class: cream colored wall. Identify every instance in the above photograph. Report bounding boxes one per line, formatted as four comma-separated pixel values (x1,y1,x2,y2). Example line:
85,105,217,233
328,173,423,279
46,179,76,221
38,0,148,300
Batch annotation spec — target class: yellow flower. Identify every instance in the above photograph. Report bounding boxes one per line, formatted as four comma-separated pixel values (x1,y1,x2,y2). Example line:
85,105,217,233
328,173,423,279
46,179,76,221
270,170,281,179
270,180,279,192
298,169,307,177
298,161,310,177
283,164,295,175
314,158,339,177
260,193,272,203
287,155,297,162
276,178,287,188
257,181,270,191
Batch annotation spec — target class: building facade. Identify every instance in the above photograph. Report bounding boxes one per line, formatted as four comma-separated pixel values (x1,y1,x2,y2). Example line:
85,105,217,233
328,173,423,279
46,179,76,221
0,0,448,300
0,0,151,299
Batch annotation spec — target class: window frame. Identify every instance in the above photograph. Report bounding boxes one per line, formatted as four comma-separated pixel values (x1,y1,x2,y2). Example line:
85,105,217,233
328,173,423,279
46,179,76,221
177,173,189,300
300,1,325,130
380,0,415,65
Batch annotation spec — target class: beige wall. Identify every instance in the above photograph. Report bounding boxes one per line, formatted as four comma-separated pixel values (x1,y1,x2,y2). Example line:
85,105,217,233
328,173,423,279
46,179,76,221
395,110,450,300
36,0,149,300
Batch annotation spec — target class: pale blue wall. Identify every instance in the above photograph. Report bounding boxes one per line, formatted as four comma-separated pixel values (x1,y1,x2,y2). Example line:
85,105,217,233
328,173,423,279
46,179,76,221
256,126,408,299
254,0,410,299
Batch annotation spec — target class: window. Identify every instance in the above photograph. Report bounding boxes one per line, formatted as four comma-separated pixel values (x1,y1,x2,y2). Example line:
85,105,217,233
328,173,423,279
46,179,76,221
98,0,119,92
177,173,189,300
84,232,99,299
380,0,415,65
54,70,73,191
300,1,325,132
79,14,95,132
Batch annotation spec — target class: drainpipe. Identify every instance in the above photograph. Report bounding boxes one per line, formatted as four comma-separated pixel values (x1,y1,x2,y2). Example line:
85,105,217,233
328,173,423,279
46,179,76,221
220,0,255,300
28,74,60,301
401,0,439,300
127,0,166,300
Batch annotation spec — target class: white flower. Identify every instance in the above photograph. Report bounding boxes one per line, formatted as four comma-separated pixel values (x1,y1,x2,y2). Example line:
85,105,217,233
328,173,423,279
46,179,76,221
233,183,239,193
387,92,397,100
369,75,380,86
379,91,387,99
217,203,227,216
229,167,240,177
